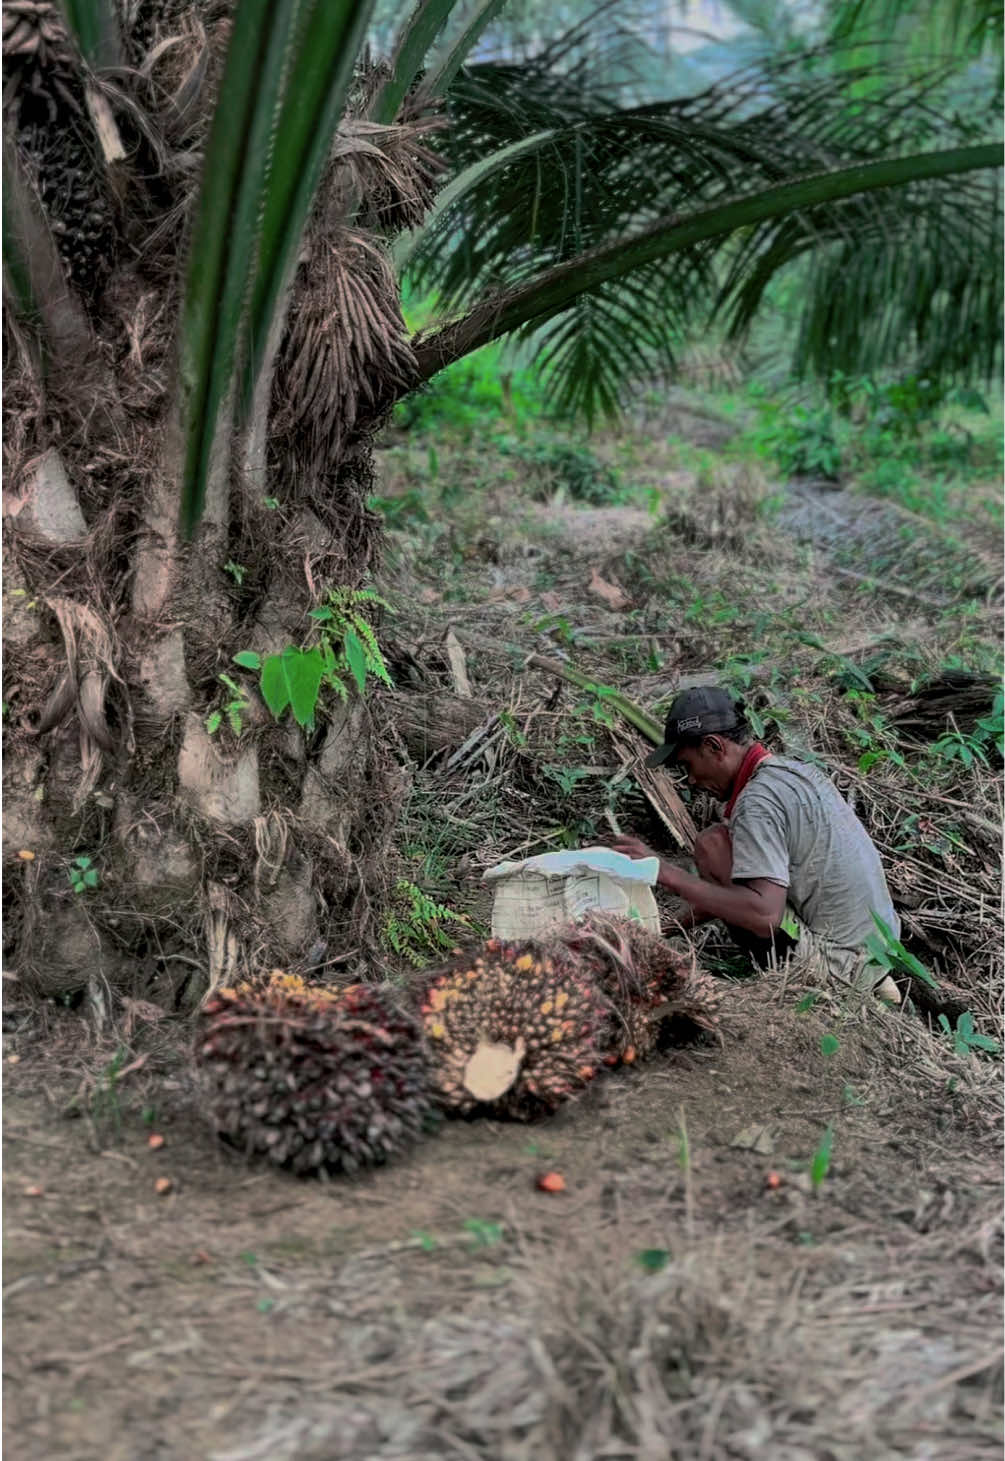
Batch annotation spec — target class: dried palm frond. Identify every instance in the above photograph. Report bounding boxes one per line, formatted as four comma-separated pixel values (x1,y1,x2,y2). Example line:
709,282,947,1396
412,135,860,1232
560,914,722,1064
272,233,417,473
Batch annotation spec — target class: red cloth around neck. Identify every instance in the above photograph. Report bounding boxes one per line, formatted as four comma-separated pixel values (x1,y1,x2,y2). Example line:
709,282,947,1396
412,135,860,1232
724,743,772,819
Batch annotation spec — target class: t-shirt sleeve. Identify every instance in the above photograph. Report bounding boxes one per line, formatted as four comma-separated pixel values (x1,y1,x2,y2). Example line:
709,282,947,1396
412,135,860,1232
729,795,790,887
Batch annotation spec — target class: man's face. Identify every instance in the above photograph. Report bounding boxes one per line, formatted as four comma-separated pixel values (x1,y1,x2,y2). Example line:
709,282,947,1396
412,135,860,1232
673,737,735,799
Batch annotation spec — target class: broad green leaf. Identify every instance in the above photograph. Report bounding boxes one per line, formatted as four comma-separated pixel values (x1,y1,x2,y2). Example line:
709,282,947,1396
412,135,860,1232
227,706,243,736
820,1033,839,1057
261,647,325,727
344,629,368,695
635,1248,671,1273
260,653,291,720
232,650,262,670
308,606,334,622
206,710,223,734
795,992,819,1013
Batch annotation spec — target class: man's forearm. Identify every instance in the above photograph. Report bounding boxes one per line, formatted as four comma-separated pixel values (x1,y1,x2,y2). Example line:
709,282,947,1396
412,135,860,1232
658,863,779,939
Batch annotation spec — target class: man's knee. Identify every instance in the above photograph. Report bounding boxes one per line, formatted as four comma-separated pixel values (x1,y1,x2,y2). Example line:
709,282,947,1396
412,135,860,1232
694,823,733,884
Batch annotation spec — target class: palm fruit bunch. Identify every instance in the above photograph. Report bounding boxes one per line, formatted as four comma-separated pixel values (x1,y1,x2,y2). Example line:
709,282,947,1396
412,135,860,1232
3,0,118,298
559,914,722,1065
196,971,430,1175
421,941,608,1119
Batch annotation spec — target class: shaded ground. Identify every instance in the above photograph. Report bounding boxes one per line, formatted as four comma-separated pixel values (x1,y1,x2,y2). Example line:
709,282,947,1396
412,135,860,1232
4,398,1003,1459
4,973,1002,1460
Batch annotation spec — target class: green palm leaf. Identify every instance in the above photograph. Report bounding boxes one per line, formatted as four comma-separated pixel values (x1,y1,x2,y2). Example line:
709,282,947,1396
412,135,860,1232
178,0,375,538
412,142,1000,385
407,54,1000,412
58,0,121,68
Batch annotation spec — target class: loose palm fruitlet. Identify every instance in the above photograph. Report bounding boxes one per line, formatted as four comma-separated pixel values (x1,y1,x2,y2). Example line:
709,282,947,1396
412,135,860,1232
421,942,608,1118
559,914,722,1065
197,973,430,1175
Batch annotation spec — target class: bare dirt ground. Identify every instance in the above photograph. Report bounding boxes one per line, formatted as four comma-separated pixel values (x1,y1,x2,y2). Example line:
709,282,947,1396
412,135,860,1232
5,975,1002,1461
4,406,1003,1460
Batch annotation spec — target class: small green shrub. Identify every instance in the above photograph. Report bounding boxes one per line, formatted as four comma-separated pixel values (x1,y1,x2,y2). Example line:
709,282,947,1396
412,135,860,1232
383,880,474,966
938,1010,1001,1057
750,404,844,479
231,587,392,731
496,433,621,504
68,854,99,894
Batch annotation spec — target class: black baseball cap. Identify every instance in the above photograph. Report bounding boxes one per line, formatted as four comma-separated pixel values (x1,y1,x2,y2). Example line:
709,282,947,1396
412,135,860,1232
645,687,743,767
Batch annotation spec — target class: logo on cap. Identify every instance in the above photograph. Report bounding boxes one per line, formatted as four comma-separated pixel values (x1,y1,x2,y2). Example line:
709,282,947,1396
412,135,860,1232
676,716,701,732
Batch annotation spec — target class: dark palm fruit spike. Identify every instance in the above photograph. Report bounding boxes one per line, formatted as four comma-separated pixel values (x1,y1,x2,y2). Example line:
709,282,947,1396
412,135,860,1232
560,914,722,1064
5,1,117,298
195,980,430,1176
421,940,607,1120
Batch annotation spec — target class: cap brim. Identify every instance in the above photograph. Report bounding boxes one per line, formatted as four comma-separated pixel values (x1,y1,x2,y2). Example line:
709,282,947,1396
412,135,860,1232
644,742,678,768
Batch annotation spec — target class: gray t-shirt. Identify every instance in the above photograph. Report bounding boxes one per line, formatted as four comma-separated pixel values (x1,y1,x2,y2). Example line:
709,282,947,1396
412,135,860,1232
728,756,900,951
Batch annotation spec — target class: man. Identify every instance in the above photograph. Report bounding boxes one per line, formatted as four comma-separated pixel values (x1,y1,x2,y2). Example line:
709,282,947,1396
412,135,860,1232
612,686,901,997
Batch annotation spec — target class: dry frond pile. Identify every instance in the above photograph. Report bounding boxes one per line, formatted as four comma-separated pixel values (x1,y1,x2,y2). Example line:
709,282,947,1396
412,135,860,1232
197,973,430,1174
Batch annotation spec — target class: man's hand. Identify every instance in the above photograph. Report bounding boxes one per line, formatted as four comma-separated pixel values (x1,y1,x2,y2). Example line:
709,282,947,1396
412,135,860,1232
610,835,656,862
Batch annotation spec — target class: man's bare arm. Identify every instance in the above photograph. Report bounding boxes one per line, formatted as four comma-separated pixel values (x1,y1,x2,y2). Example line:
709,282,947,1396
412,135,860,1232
657,866,786,939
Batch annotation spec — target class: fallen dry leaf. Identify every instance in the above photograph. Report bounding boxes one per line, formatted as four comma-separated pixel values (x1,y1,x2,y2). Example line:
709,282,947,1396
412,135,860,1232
7,1054,20,1065
731,1123,775,1156
23,1185,44,1198
147,1133,165,1150
419,587,441,605
488,585,532,605
536,1171,566,1194
154,1176,173,1196
587,568,630,610
191,1250,212,1265
17,849,35,861
540,591,562,613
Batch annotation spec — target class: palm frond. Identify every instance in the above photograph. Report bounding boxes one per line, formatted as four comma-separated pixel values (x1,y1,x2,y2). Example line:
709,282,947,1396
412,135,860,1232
58,0,122,67
411,142,1000,388
405,54,1001,411
178,0,375,538
419,0,509,101
368,0,460,124
831,0,1002,57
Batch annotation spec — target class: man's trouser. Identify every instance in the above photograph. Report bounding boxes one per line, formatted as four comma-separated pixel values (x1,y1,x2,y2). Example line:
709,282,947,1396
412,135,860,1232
726,906,890,994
